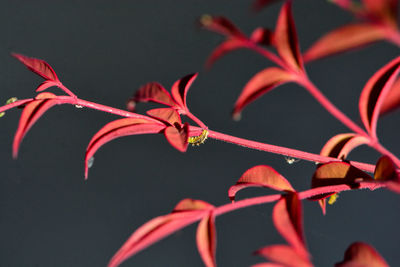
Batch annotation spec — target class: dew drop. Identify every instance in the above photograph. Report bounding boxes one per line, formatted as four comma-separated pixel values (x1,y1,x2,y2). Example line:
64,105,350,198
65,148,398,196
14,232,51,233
284,156,300,165
88,157,95,168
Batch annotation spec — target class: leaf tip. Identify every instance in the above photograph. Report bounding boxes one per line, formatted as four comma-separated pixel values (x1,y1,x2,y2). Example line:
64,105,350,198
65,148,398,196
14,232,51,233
232,112,242,121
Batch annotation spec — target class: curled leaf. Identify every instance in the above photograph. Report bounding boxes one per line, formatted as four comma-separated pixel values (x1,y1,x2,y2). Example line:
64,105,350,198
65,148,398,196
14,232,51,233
274,2,304,71
13,92,58,158
170,73,198,110
303,23,386,63
36,80,58,92
85,118,165,178
228,165,295,201
250,27,274,46
132,82,176,107
146,108,182,126
374,155,400,193
359,56,400,138
320,133,369,159
164,123,189,152
199,15,245,38
196,212,217,267
256,245,312,267
232,67,296,118
173,199,214,212
335,242,389,267
380,76,400,115
12,53,59,81
272,193,308,260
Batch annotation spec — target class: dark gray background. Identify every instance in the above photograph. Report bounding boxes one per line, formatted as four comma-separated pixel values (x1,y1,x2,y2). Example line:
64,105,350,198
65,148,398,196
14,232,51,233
0,0,399,266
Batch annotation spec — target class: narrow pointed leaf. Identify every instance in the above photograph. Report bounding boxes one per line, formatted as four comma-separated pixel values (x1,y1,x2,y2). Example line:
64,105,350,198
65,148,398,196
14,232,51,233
36,80,59,92
272,193,308,259
196,212,217,267
108,211,205,267
205,39,248,69
200,15,245,38
147,108,182,126
228,165,295,201
13,92,58,158
335,242,389,267
233,67,296,118
171,73,198,109
274,2,304,71
173,199,214,212
256,245,312,267
252,0,281,12
362,0,397,27
164,123,189,152
12,53,59,81
359,56,400,138
303,23,386,63
133,82,176,107
250,27,274,46
320,133,369,159
85,118,165,178
380,77,400,115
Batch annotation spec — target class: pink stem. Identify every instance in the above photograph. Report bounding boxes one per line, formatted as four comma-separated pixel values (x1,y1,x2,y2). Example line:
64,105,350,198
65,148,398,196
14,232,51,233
58,83,77,98
297,77,368,137
185,110,207,129
204,127,377,173
244,41,289,70
374,141,400,168
0,98,33,113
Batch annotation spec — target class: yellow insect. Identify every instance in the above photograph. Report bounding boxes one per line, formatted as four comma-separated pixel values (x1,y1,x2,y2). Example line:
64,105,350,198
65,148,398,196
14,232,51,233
328,193,339,205
188,129,209,146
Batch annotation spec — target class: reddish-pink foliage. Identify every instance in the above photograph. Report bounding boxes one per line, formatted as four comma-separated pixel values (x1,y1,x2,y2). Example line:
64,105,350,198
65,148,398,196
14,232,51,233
336,242,389,267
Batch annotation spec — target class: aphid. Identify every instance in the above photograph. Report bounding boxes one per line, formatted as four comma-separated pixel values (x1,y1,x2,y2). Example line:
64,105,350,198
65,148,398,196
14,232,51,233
328,193,339,205
188,129,209,146
0,97,18,118
284,156,300,165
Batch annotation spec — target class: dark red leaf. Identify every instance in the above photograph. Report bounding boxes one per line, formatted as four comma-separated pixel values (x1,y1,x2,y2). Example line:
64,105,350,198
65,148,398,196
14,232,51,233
320,133,369,159
252,0,281,12
380,76,400,115
108,210,205,267
374,155,399,181
252,263,286,267
133,82,176,107
274,2,304,71
13,92,58,158
196,212,217,267
164,123,189,152
362,0,397,28
228,165,295,201
359,56,400,138
173,199,214,212
256,245,312,267
232,67,296,119
335,242,389,267
171,73,198,110
146,108,182,126
272,193,308,260
199,15,245,38
12,53,59,81
85,118,165,178
205,39,248,69
250,27,274,46
303,23,386,63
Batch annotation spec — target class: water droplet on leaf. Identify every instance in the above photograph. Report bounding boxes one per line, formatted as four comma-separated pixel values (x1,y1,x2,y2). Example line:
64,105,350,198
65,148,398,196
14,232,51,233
88,157,95,168
284,156,300,165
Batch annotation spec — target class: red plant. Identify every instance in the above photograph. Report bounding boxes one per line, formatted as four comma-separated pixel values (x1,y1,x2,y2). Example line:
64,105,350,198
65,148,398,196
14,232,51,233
1,0,400,266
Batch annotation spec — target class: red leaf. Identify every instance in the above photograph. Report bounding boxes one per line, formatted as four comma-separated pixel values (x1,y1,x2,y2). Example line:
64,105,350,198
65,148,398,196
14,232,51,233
173,199,214,212
85,118,165,178
256,245,312,267
13,92,58,158
320,133,369,159
312,162,373,189
133,82,176,107
272,193,308,260
274,2,304,71
36,80,59,92
374,155,399,181
12,53,59,81
108,210,205,267
252,263,286,267
164,123,189,152
232,67,296,118
359,56,400,138
171,73,198,109
200,15,245,38
380,77,400,115
335,242,389,267
362,0,397,27
228,165,295,201
205,39,248,69
250,27,274,46
146,108,182,126
303,23,386,63
196,212,217,267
